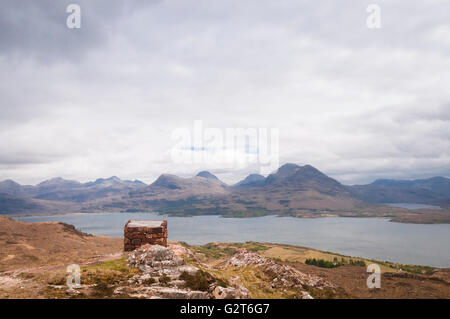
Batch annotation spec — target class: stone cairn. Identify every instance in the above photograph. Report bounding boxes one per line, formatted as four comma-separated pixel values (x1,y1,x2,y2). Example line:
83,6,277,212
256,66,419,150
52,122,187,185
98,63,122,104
124,220,168,251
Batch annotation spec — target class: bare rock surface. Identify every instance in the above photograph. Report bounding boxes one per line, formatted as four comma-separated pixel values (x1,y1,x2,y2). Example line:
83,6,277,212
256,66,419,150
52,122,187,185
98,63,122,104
117,244,251,299
228,250,334,294
128,244,185,273
212,285,251,299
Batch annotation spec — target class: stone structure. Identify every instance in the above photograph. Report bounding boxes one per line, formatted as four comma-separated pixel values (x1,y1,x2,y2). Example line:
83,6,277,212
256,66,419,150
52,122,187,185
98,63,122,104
124,220,167,251
116,244,252,299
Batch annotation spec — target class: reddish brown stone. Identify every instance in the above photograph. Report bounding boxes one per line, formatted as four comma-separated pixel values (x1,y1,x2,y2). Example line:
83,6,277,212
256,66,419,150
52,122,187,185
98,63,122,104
123,220,168,251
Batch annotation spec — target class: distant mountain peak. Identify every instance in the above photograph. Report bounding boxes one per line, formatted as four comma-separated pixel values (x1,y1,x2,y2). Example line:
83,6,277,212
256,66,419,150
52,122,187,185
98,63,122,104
130,179,146,185
38,177,80,186
0,179,20,186
234,174,265,188
0,179,25,196
296,164,325,176
277,163,319,174
261,163,348,196
244,173,265,181
151,174,183,189
196,171,219,180
279,163,301,169
93,176,121,184
275,163,301,177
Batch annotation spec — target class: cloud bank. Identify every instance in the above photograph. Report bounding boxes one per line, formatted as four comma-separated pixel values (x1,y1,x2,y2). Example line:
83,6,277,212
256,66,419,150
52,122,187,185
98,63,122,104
0,0,449,185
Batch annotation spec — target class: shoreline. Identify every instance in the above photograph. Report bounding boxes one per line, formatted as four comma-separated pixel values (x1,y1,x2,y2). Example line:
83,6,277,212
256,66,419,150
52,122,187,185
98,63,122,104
9,213,450,268
8,209,450,224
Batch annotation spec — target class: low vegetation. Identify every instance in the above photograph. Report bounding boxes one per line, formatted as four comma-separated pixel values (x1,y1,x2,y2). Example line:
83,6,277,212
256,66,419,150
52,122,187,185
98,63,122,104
306,258,341,268
158,273,171,286
77,258,139,298
374,260,434,274
81,258,140,285
179,269,228,291
143,277,156,285
232,242,270,252
187,241,268,259
348,259,366,267
305,257,366,268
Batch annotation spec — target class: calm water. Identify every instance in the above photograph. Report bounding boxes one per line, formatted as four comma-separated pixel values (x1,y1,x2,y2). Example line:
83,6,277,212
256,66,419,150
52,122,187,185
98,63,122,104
384,203,442,210
15,213,450,268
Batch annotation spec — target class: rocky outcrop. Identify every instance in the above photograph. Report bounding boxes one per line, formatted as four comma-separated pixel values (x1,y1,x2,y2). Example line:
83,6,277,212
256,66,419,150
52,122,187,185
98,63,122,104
120,246,331,299
228,251,334,295
212,286,251,299
127,244,188,274
115,244,251,299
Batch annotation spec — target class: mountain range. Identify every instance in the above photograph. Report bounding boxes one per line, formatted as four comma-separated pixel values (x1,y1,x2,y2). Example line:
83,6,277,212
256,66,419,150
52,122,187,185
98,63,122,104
0,176,145,201
0,164,449,219
350,177,450,207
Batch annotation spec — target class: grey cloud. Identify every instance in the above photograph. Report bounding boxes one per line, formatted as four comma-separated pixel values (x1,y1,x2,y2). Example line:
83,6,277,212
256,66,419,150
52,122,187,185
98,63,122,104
393,103,450,124
0,0,449,184
0,152,61,165
0,0,159,62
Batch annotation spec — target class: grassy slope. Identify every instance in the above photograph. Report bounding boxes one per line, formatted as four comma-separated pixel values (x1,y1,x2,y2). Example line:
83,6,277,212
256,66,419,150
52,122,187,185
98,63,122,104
179,241,449,299
1,230,449,298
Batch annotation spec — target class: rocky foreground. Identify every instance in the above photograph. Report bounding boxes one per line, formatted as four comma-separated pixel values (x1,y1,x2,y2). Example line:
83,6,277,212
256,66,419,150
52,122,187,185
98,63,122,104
114,244,252,299
0,216,449,299
109,243,338,299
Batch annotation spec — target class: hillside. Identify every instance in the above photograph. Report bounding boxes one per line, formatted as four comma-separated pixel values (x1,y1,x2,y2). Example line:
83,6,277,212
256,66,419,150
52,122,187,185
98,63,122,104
90,164,364,216
233,174,265,188
0,216,122,272
349,176,450,207
0,176,146,203
1,164,450,223
0,218,448,299
0,193,76,216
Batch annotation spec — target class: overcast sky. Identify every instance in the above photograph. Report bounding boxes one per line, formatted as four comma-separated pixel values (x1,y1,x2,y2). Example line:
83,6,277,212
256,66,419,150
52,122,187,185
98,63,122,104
0,0,449,185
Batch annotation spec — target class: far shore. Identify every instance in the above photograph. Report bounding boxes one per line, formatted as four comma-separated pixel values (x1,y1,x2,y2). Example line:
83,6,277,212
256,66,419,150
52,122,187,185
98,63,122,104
9,207,450,224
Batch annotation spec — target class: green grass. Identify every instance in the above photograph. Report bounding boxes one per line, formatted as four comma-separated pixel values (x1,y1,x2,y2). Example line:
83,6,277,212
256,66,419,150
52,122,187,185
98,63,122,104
305,257,366,268
348,259,366,267
191,243,226,259
81,258,139,290
77,258,140,298
83,258,134,273
191,243,238,259
389,263,434,274
305,258,342,268
186,241,269,259
232,242,270,252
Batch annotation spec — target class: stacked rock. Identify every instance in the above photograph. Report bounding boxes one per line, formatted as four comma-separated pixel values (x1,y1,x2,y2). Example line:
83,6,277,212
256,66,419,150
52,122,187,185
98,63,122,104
124,220,168,251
